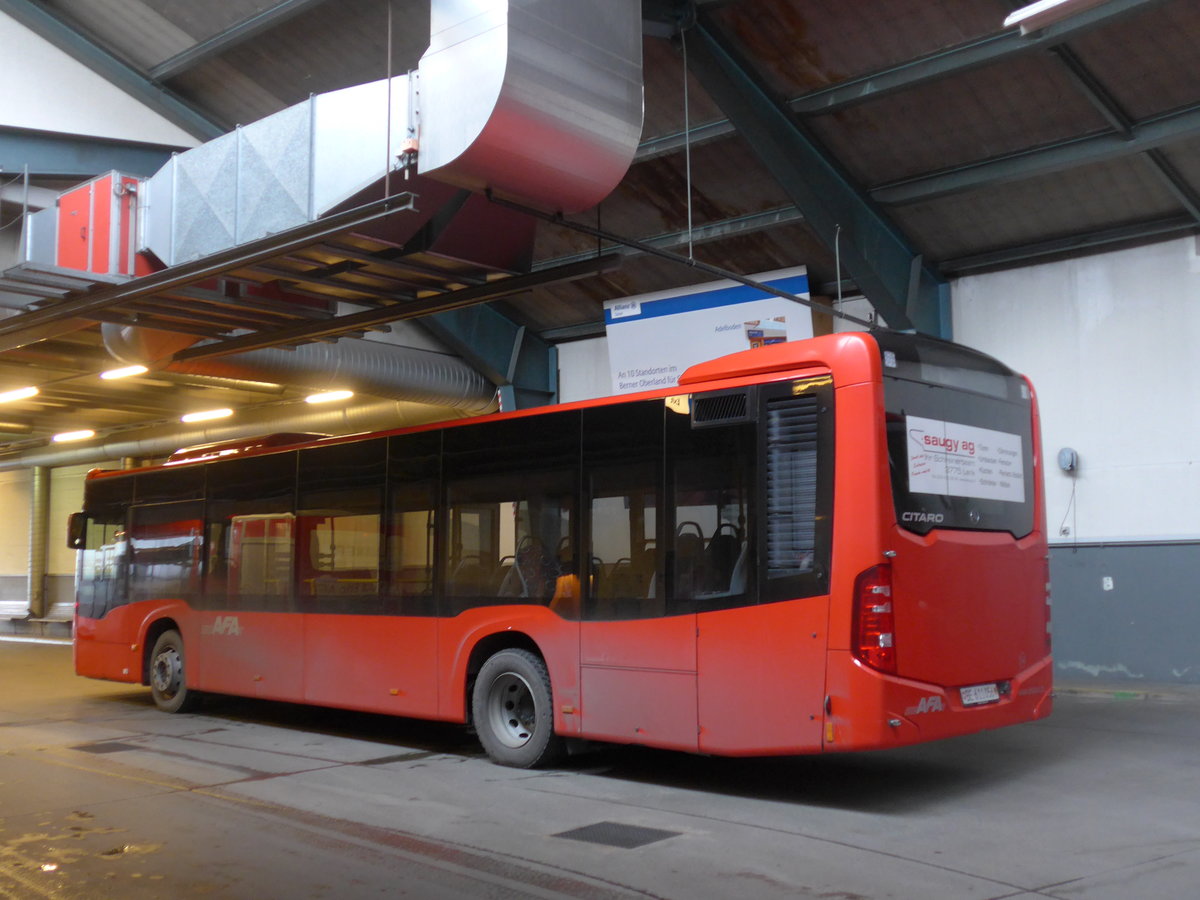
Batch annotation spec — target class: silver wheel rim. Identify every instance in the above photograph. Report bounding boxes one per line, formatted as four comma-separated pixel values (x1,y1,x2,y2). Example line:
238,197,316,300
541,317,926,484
484,672,537,749
151,645,182,698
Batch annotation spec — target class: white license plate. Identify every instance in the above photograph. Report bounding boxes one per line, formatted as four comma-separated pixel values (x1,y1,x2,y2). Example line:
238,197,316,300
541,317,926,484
960,683,1001,706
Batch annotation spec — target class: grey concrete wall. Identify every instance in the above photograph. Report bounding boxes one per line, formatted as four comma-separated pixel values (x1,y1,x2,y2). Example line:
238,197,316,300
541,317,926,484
0,574,74,620
1051,541,1200,685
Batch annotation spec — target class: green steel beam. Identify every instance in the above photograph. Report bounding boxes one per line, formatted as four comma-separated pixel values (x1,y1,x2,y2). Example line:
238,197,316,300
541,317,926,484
872,101,1200,206
678,11,949,336
149,0,333,81
0,0,226,140
0,127,179,178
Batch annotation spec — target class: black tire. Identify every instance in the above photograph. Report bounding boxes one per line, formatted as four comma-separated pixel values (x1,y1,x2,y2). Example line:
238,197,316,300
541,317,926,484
148,629,200,713
472,649,564,768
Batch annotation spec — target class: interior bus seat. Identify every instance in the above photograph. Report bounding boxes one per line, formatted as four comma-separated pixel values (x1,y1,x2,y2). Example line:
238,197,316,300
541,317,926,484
449,556,489,596
704,523,743,594
674,522,709,599
493,556,517,595
511,536,559,599
727,541,749,594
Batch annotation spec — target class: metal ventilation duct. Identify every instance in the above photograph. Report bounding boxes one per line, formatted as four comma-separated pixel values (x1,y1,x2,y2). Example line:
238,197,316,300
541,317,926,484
418,0,644,213
0,398,475,471
102,323,498,412
129,0,642,267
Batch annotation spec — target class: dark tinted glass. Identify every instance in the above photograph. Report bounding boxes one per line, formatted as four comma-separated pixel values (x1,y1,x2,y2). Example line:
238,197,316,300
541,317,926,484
296,440,386,613
667,400,755,613
136,465,205,503
82,472,134,523
583,401,664,620
385,433,441,616
205,453,297,611
876,332,1035,537
443,411,580,616
128,501,205,605
76,509,128,620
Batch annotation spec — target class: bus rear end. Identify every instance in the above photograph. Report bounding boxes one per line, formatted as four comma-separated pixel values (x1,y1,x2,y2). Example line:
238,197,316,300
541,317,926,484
828,332,1052,750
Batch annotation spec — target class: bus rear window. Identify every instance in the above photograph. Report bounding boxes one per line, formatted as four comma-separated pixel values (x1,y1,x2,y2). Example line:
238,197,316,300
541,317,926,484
876,333,1035,538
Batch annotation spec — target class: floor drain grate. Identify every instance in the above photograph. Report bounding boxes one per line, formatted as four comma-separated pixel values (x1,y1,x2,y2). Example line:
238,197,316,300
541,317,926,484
553,821,681,849
73,741,141,754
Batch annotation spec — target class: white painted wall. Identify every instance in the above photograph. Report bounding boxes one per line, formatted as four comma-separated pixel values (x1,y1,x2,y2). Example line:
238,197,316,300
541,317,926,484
0,468,32,574
0,13,199,147
953,236,1200,543
49,465,90,575
557,337,612,403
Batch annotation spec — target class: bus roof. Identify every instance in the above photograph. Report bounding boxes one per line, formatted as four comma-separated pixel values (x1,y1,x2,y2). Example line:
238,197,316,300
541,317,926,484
678,331,881,387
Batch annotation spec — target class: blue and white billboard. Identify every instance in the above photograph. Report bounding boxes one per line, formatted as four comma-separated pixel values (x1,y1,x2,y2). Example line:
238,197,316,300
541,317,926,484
602,266,811,395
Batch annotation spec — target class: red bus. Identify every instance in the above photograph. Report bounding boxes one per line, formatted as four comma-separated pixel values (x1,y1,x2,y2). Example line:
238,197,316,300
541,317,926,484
68,331,1052,767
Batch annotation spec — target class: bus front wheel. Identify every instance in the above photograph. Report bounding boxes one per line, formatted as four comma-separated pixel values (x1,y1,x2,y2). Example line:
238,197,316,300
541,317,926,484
149,629,200,713
472,649,564,768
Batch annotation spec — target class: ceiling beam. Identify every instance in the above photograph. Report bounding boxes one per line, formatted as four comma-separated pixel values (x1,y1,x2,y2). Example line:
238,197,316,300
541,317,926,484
872,101,1200,206
939,214,1197,275
678,12,947,334
540,206,806,271
169,254,623,362
149,0,333,81
790,0,1167,115
0,127,179,178
0,0,226,140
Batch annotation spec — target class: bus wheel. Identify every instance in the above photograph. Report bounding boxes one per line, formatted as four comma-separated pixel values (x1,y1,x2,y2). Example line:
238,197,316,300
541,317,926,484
472,649,564,768
149,629,199,713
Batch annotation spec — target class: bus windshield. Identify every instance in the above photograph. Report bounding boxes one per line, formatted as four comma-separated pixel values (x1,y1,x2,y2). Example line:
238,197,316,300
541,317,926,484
876,332,1036,538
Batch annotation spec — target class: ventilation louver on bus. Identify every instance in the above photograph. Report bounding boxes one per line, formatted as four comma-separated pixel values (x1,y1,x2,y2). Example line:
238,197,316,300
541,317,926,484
765,396,820,578
691,388,758,428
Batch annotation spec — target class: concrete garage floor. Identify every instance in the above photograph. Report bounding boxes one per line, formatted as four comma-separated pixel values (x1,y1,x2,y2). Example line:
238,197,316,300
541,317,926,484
1,640,1198,900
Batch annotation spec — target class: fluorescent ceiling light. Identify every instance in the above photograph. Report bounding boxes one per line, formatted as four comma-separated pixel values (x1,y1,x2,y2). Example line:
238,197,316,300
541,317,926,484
1003,0,1109,33
181,408,233,423
0,386,38,403
100,364,149,380
305,390,354,404
52,429,96,443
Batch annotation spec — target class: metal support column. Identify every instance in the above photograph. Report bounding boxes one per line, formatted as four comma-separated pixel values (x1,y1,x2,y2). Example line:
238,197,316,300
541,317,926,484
677,9,950,337
27,466,49,620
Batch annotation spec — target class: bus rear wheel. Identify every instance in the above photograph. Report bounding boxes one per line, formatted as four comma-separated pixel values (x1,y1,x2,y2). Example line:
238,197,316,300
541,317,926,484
149,629,200,713
472,649,564,768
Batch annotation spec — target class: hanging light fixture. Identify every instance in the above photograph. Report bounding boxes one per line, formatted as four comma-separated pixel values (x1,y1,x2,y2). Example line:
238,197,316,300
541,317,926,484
181,408,233,423
100,365,149,380
0,386,38,403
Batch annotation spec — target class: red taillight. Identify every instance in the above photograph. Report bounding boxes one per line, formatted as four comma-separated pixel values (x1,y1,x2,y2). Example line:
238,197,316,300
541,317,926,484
853,564,896,674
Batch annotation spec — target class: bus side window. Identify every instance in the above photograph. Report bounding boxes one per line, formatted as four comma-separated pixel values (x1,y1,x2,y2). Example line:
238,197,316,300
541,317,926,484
668,415,755,609
582,401,666,621
77,516,127,620
442,410,579,617
297,440,385,612
588,469,661,620
128,501,205,606
206,452,298,611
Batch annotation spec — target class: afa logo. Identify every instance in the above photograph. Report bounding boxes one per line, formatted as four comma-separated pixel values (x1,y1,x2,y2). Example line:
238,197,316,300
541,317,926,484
203,615,242,636
905,695,945,716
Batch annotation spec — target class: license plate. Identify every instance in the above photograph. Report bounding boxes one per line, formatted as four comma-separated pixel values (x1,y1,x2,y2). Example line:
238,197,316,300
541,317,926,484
960,683,1001,706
